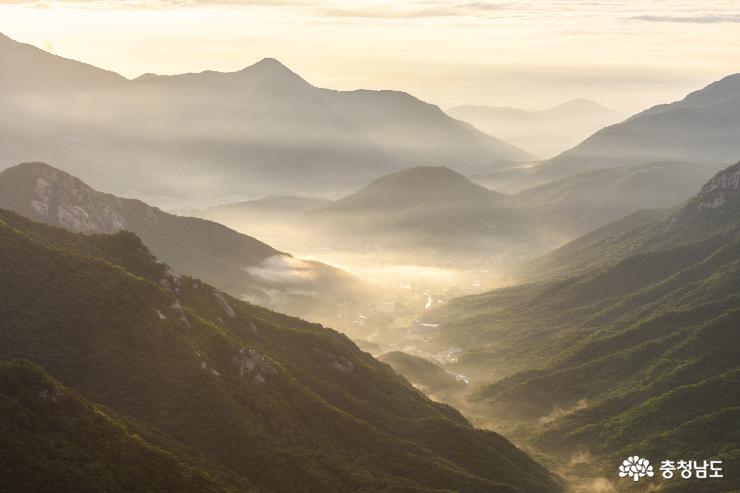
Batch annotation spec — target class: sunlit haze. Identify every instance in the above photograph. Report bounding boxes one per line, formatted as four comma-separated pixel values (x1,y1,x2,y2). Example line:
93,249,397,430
2,0,739,112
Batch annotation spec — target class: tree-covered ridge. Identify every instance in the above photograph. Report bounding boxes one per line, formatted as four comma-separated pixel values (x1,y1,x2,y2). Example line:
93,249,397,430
0,208,562,493
426,163,740,489
0,360,228,493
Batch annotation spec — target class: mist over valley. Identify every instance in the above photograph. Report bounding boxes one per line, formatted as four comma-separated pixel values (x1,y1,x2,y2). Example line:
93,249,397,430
1,12,739,492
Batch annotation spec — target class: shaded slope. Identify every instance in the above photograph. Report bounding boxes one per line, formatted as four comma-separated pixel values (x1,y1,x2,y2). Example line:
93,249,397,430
0,208,563,493
534,74,740,183
379,351,466,398
0,32,124,93
0,360,228,493
448,98,621,158
514,161,726,241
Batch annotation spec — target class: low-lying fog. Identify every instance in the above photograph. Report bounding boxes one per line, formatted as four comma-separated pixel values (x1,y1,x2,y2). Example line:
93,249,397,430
177,205,518,352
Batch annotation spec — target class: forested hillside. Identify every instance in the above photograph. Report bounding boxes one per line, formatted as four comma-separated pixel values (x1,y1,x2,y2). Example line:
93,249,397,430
425,163,740,490
0,208,562,493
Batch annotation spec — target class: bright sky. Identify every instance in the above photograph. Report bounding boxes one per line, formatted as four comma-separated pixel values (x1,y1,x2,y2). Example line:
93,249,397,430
1,0,739,113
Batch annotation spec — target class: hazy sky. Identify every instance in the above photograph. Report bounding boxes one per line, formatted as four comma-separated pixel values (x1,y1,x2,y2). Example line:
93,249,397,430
1,0,739,113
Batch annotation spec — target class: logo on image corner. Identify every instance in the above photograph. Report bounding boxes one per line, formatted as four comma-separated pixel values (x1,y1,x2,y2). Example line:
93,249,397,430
619,456,655,482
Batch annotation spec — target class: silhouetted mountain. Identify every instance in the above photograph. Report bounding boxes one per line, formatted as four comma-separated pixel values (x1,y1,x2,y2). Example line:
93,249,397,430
534,74,740,182
0,32,124,93
0,209,563,493
544,98,614,117
426,163,740,490
311,167,540,257
204,160,726,262
0,162,371,326
448,98,622,158
198,194,331,221
0,32,531,203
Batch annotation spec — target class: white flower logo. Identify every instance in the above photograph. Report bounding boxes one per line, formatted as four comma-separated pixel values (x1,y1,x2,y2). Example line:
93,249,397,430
619,456,655,482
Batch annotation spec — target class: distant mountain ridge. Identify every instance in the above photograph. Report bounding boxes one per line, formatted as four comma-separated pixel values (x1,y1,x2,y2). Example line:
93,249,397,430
0,162,371,327
522,161,740,280
199,194,331,217
0,32,532,203
448,98,622,158
513,161,728,241
0,32,125,93
533,73,740,182
307,166,542,258
197,160,734,269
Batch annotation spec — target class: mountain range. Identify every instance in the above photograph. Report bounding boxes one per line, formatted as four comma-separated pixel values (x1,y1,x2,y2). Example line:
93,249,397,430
418,163,740,491
448,98,622,158
200,162,733,261
529,74,740,185
195,166,546,264
0,32,531,204
311,167,538,255
0,162,372,329
513,161,728,241
198,68,740,258
0,206,563,493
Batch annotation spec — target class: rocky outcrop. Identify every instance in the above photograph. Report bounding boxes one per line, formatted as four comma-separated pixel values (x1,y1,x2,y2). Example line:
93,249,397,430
234,347,276,383
158,266,181,293
675,162,740,223
19,163,127,233
213,292,236,319
695,162,740,210
170,302,191,328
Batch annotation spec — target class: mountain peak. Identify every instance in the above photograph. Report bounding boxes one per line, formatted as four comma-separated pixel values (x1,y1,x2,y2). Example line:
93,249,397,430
546,98,612,115
5,162,86,187
238,57,308,85
324,166,501,215
367,166,477,193
0,162,126,234
252,57,287,69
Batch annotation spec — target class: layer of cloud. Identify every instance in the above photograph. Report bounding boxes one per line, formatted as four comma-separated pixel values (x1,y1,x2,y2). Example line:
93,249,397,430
318,1,511,19
3,0,739,25
632,14,740,24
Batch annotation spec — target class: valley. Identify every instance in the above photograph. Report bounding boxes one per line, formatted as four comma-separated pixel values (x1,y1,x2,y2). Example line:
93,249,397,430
1,15,739,493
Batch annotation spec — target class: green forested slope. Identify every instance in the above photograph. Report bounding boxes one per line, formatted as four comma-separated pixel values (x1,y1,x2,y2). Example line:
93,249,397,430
0,208,562,493
379,351,466,398
427,163,740,489
0,360,227,493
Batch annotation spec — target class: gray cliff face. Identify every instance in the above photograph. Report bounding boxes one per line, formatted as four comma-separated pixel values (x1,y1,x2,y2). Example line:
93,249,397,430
695,162,740,211
17,163,127,233
670,162,740,234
